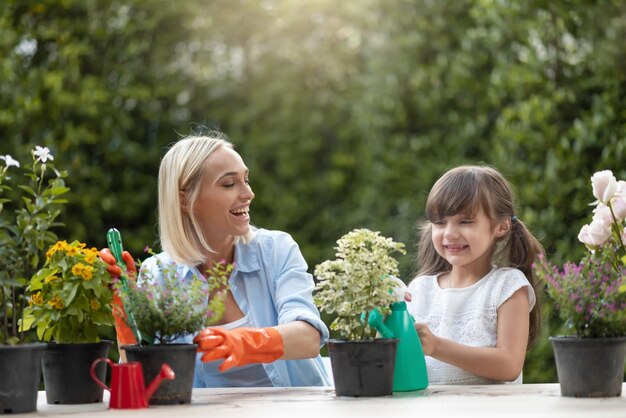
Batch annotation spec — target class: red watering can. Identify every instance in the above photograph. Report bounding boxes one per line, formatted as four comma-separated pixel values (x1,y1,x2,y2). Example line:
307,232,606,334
90,358,175,409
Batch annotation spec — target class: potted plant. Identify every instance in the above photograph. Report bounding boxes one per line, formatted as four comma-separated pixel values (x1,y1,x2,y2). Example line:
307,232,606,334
0,147,69,413
314,228,406,397
534,169,626,398
117,251,230,404
22,239,116,404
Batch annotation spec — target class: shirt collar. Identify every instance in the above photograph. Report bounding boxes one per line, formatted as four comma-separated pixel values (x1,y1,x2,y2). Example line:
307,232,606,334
177,233,261,277
233,234,260,273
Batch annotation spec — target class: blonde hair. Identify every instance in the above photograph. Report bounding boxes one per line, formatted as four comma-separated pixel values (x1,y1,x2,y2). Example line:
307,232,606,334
416,165,544,347
158,133,253,266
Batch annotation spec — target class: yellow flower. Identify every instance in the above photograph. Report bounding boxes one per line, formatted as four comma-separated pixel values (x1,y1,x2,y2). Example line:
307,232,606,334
84,252,97,264
46,240,67,261
71,263,85,276
30,292,44,306
65,246,80,257
90,299,101,311
81,266,94,281
48,295,64,310
44,275,60,284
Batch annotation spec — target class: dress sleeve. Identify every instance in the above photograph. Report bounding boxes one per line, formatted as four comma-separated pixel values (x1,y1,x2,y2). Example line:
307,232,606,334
263,232,330,346
496,268,536,312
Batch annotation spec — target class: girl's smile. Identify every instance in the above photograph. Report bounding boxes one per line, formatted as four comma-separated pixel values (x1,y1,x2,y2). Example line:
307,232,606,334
431,208,509,279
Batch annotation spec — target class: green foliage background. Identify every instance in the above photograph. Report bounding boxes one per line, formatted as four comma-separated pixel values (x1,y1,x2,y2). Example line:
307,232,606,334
1,0,625,382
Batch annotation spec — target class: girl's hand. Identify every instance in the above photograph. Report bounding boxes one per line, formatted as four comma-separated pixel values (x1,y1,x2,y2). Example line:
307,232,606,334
414,322,437,356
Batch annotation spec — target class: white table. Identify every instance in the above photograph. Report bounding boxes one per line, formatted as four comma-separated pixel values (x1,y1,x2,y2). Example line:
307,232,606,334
24,384,626,417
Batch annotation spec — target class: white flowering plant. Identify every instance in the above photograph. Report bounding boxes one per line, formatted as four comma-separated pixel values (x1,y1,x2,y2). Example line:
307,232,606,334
314,228,406,341
0,147,70,345
534,170,626,338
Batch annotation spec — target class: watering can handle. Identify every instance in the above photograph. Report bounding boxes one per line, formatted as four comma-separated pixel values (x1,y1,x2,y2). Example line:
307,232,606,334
90,358,113,391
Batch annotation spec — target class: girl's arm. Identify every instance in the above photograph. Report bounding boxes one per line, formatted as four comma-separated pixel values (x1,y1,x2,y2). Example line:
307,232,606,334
416,288,530,382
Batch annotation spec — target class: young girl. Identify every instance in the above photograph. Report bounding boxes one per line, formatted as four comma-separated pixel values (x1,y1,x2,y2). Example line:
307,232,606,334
406,165,543,384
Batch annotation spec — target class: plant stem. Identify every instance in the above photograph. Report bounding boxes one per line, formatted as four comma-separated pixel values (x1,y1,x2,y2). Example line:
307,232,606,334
607,202,626,269
360,311,369,340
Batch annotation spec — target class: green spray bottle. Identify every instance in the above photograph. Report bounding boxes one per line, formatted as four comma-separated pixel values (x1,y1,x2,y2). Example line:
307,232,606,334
368,301,429,391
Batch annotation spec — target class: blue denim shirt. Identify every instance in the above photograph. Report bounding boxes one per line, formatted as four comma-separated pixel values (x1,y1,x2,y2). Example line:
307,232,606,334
139,228,331,387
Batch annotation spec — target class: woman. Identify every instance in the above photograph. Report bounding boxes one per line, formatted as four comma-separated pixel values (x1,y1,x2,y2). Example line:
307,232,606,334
101,132,330,387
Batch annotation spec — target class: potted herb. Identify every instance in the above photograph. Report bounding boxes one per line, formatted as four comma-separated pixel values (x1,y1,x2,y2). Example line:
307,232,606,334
0,147,69,413
117,252,231,404
22,239,115,404
534,169,626,397
314,228,406,396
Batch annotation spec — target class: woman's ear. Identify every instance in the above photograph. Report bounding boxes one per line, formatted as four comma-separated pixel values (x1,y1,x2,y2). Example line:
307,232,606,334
179,191,190,214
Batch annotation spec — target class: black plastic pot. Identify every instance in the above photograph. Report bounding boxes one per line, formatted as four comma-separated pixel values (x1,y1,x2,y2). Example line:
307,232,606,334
42,340,112,404
328,338,398,397
550,336,626,397
0,343,46,414
123,343,197,405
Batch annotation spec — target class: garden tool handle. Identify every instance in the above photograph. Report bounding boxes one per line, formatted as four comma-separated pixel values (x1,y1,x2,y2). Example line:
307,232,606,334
105,228,142,344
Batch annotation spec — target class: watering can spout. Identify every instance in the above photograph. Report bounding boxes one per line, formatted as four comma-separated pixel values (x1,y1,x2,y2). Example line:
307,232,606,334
144,364,175,402
367,308,395,338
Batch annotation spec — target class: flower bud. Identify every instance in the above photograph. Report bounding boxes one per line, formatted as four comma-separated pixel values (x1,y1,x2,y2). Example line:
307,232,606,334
591,170,617,204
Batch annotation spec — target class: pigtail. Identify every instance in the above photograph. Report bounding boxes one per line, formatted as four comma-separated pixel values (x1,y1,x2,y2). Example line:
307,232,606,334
503,218,544,348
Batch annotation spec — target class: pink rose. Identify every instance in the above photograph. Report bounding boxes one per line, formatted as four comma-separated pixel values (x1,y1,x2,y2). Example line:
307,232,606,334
591,170,617,204
578,219,612,248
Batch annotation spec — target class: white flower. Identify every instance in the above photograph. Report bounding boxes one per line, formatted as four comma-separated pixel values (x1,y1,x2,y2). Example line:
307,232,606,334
613,196,626,222
591,170,617,204
33,146,54,163
578,219,612,249
592,204,613,225
0,155,20,168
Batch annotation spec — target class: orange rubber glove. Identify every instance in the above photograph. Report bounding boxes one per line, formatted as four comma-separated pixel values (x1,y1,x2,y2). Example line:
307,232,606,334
99,248,138,346
193,327,284,372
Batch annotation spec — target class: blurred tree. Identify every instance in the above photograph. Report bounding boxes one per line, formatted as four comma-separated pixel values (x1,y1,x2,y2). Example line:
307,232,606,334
0,0,202,253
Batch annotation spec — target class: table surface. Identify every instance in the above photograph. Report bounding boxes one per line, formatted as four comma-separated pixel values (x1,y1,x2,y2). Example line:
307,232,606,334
23,384,626,418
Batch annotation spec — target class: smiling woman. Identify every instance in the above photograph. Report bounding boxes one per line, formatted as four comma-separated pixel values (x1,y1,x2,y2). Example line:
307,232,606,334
104,131,331,388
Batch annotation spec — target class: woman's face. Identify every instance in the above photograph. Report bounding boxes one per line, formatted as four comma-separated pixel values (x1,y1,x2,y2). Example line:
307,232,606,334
190,146,254,243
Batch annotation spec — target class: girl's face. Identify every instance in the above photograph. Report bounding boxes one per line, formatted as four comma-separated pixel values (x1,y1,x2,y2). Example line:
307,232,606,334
430,206,509,276
189,146,254,243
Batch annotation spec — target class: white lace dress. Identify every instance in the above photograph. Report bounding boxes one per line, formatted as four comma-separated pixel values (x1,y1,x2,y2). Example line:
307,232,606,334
406,267,536,385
